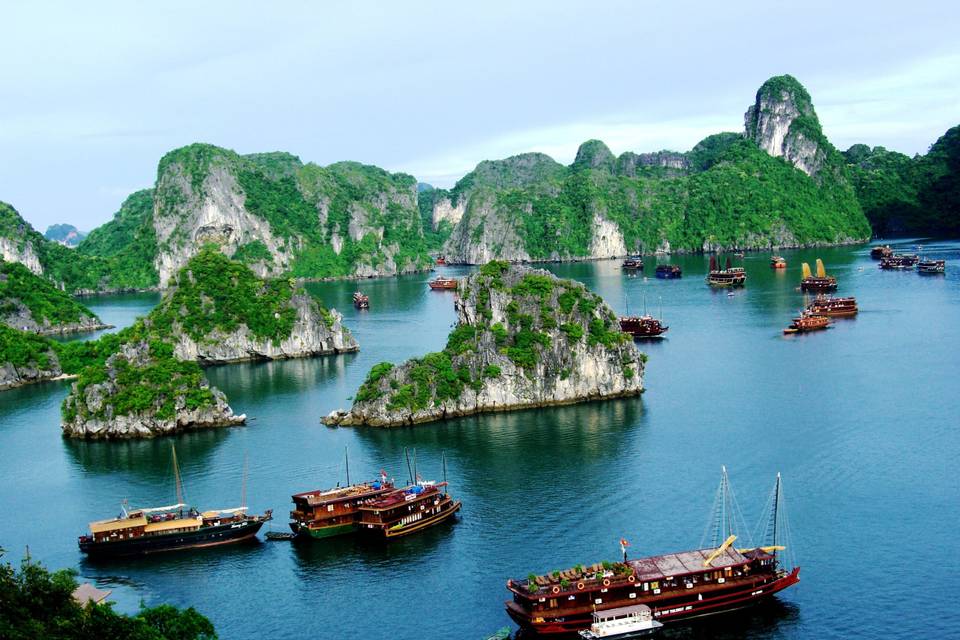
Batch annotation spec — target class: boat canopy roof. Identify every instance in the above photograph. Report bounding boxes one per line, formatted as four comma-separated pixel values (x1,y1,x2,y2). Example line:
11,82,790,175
593,604,652,621
89,515,147,534
133,503,187,514
143,517,202,534
628,546,748,581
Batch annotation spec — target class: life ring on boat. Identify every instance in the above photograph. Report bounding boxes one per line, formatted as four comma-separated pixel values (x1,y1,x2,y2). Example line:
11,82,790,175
576,582,585,590
627,575,636,583
552,585,560,594
602,579,611,587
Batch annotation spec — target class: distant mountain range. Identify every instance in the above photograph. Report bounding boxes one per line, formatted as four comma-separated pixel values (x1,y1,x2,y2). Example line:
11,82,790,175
43,224,86,247
0,74,955,294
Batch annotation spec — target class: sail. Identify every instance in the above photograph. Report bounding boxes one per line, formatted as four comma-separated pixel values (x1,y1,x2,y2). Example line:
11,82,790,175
816,258,826,278
709,255,717,271
801,262,812,279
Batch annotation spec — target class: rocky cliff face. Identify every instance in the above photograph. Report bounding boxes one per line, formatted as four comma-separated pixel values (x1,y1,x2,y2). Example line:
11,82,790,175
171,294,357,363
442,193,531,263
153,160,295,287
0,330,63,391
151,247,358,364
61,341,244,439
744,75,827,178
150,145,433,287
431,196,466,231
324,263,643,427
0,237,43,275
435,75,869,263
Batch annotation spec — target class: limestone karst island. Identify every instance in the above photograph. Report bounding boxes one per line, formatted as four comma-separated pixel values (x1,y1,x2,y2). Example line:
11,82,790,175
1,4,958,640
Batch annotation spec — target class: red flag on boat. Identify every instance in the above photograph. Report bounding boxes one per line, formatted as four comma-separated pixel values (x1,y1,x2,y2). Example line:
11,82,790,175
620,538,630,547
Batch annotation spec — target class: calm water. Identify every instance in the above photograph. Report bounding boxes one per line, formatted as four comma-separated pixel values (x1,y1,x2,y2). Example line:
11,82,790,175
2,241,959,639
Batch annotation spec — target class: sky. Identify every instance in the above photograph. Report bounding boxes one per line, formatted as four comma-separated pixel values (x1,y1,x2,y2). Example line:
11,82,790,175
1,1,958,232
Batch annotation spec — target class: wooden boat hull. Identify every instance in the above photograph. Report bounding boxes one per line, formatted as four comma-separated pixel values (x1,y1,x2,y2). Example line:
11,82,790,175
79,518,266,557
654,271,681,279
361,500,461,539
506,568,800,636
291,521,357,539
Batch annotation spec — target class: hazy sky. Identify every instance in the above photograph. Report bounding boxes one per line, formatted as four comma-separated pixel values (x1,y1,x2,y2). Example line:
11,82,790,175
2,1,958,231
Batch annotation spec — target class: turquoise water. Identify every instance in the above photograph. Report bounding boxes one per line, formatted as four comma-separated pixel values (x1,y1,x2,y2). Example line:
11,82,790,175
1,240,959,639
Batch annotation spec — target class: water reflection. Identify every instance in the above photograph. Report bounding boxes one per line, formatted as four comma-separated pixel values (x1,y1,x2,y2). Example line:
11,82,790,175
63,427,232,479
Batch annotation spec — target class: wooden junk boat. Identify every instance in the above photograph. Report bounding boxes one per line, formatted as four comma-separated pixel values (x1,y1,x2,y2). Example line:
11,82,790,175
505,469,799,636
621,256,644,271
78,447,272,557
770,255,787,269
353,291,370,309
783,310,831,334
917,259,945,274
289,451,396,540
428,276,459,290
356,449,460,540
879,254,919,270
806,295,858,317
436,254,447,265
654,265,682,279
800,259,837,292
620,295,668,339
620,316,668,339
870,244,893,259
706,256,745,287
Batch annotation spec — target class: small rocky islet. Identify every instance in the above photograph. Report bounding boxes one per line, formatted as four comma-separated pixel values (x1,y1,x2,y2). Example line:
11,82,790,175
324,262,645,427
59,248,356,439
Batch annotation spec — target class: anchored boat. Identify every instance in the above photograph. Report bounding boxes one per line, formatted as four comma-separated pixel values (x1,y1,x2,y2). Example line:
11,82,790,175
622,256,644,271
879,254,919,270
620,295,668,339
428,276,459,290
358,450,460,539
654,265,681,279
870,245,893,259
806,295,858,317
353,291,370,309
505,469,798,636
289,449,396,540
770,255,787,269
706,256,746,287
78,447,271,557
917,259,945,274
783,310,831,334
800,259,837,292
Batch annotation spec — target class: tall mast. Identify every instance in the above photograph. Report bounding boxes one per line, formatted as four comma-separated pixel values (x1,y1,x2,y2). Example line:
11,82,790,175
659,296,663,322
442,451,447,487
404,447,413,485
771,472,781,550
344,446,350,487
172,445,183,507
241,453,248,509
413,448,418,485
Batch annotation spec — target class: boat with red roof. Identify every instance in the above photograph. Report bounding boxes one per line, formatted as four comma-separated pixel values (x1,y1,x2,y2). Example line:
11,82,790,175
504,469,798,635
357,450,461,539
428,276,459,290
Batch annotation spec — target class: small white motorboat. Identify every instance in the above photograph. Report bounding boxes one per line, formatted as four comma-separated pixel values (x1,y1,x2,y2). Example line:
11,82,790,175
578,604,664,639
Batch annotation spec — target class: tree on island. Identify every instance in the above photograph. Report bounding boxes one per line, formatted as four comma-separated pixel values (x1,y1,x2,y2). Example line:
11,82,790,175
0,556,217,640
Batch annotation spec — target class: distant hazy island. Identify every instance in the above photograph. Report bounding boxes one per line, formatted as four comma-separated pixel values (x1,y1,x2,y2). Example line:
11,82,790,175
0,74,954,299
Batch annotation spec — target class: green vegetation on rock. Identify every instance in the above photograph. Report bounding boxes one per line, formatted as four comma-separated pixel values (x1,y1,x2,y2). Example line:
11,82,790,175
331,263,638,427
0,260,97,329
845,125,960,236
149,247,298,344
